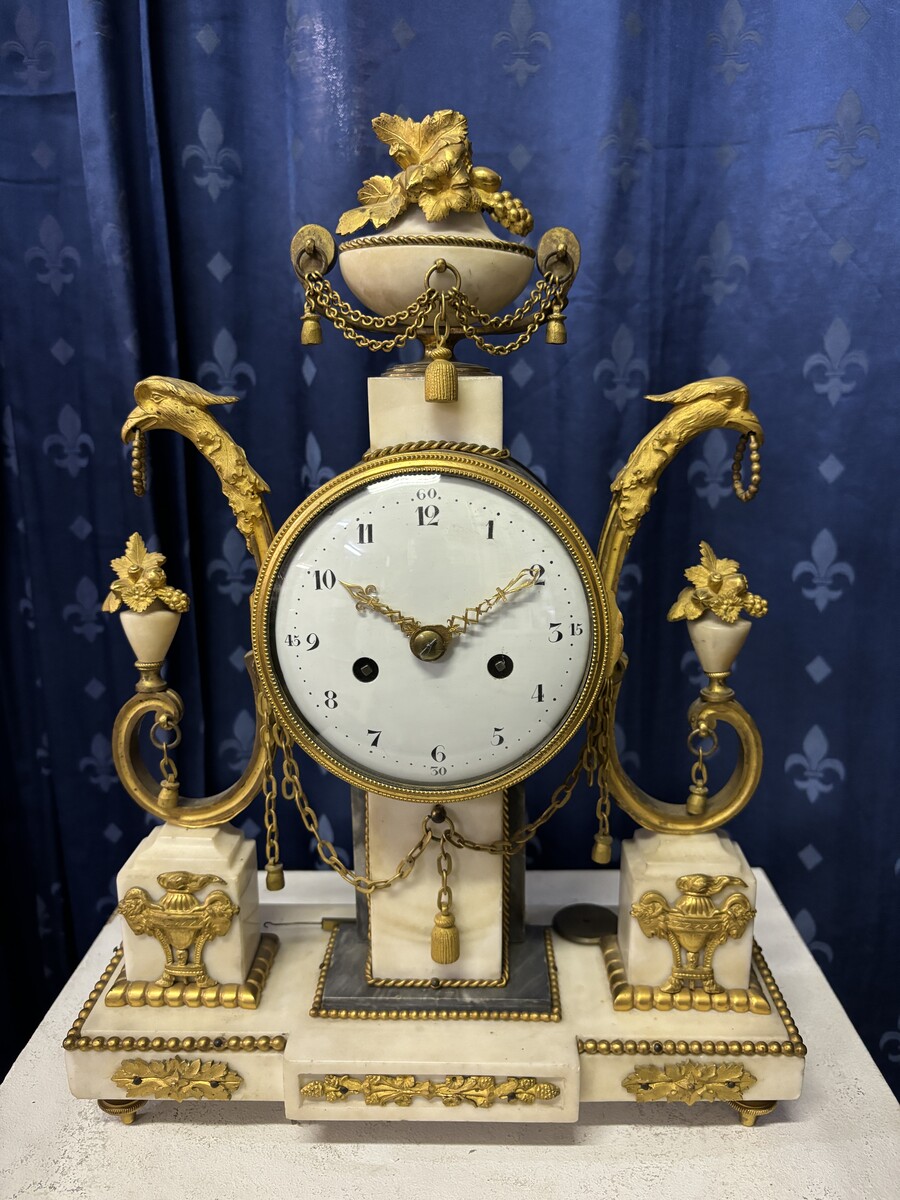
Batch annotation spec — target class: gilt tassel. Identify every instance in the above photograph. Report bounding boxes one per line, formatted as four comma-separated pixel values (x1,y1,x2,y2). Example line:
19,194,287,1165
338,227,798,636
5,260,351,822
592,833,612,865
424,348,458,403
431,910,460,964
545,308,567,344
265,862,285,891
301,313,322,345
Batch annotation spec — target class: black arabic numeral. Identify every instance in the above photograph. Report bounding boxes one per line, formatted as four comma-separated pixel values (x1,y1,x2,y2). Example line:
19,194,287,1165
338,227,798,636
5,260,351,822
314,569,336,590
368,729,381,747
431,744,447,762
548,622,562,643
417,504,439,526
531,564,546,585
357,523,373,544
531,684,544,702
324,690,338,709
491,727,505,746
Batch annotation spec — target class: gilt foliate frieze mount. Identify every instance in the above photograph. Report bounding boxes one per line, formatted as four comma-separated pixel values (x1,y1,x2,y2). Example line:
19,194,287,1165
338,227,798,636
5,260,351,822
299,1073,560,1109
111,1056,243,1102
621,1060,757,1105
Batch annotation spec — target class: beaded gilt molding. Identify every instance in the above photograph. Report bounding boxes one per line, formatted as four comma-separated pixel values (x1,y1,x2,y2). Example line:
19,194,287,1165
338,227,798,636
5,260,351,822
577,941,806,1059
600,934,772,1014
104,933,279,1010
63,944,287,1054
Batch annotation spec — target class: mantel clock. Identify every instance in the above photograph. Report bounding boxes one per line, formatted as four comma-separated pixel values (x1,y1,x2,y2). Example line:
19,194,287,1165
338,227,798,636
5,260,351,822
64,110,804,1129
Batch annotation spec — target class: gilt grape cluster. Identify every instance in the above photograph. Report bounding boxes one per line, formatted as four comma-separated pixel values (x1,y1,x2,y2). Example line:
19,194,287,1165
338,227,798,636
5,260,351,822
490,190,534,236
743,592,768,618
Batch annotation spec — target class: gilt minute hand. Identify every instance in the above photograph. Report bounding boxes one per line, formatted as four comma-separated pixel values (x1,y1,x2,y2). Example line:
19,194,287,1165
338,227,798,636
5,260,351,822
445,566,540,639
340,581,421,639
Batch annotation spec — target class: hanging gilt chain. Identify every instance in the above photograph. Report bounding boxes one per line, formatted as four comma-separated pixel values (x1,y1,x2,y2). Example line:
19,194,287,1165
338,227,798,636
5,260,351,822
299,264,570,358
130,428,147,497
732,431,761,502
256,678,614,894
584,689,614,865
258,689,285,890
301,273,439,352
267,705,436,895
430,834,460,965
149,711,181,809
442,678,614,858
686,721,719,818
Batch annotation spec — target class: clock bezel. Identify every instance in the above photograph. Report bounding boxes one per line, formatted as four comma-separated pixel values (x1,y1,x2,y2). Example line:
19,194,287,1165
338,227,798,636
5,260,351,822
251,449,612,802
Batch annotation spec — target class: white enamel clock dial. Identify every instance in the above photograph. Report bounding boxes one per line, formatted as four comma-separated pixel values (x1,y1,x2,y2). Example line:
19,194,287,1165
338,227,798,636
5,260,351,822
253,452,610,802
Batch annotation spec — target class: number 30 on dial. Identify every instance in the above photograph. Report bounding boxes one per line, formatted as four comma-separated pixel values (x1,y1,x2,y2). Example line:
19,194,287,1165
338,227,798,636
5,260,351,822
251,450,612,802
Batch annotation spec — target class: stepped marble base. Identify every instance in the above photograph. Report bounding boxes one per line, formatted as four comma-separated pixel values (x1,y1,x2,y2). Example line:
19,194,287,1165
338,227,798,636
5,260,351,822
64,898,805,1125
312,923,557,1019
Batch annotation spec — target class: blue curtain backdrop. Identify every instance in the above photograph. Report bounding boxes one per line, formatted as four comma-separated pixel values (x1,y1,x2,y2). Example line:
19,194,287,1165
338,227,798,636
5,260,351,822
2,0,898,1094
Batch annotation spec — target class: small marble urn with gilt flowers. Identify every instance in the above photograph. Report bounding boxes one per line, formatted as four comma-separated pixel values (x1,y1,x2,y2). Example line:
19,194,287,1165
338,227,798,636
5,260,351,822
617,543,768,1004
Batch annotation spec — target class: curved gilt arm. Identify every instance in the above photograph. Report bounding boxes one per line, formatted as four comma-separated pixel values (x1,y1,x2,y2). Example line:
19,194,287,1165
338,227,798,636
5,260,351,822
597,377,762,596
604,662,763,834
122,376,274,567
596,377,764,834
112,656,267,828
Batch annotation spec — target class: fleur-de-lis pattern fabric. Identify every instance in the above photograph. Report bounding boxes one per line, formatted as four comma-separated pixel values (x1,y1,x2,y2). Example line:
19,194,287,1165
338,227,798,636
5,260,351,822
1,0,898,1099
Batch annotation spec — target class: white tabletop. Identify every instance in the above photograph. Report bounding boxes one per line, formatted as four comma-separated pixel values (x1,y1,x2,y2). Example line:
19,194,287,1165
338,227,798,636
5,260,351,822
1,870,897,1200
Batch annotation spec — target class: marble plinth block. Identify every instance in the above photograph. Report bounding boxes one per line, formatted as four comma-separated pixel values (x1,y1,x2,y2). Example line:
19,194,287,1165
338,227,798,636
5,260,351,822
368,373,502,450
618,829,757,991
116,823,260,987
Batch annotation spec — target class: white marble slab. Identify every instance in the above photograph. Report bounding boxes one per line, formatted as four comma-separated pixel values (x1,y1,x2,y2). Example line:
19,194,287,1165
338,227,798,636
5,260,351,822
367,373,503,450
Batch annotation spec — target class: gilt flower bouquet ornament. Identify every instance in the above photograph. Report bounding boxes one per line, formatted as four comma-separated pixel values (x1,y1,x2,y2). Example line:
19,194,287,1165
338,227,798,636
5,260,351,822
668,541,767,624
336,109,533,236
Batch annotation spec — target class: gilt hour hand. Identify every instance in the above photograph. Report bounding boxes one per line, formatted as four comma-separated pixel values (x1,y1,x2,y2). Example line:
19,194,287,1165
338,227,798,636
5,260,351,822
445,565,540,638
340,581,421,638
